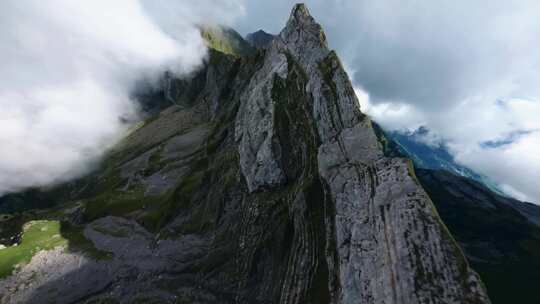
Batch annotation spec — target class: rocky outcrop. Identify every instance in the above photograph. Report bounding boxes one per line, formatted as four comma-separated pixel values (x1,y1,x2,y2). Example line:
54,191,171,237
0,3,491,304
246,30,275,49
233,3,489,303
0,247,111,304
234,45,288,192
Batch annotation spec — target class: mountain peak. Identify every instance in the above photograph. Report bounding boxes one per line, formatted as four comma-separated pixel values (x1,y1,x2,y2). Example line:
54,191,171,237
245,29,274,49
290,3,311,20
282,3,325,40
279,3,329,66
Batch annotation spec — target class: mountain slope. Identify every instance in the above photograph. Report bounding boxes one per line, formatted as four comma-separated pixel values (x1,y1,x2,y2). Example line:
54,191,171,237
417,169,540,304
0,4,489,304
380,126,503,195
374,121,540,303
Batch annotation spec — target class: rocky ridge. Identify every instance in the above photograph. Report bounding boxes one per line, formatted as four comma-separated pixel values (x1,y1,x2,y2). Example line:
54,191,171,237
0,4,490,304
245,30,274,49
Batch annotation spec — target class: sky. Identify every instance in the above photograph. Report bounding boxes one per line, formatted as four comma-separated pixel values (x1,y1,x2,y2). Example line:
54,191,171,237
0,0,210,194
0,1,539,203
231,0,540,203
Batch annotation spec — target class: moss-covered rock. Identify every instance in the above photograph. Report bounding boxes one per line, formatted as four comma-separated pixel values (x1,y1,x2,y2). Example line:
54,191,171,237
201,25,255,57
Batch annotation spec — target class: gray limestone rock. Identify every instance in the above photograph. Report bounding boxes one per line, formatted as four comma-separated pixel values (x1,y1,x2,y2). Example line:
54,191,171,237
235,46,289,192
0,247,112,304
238,3,490,303
0,3,491,304
246,30,275,49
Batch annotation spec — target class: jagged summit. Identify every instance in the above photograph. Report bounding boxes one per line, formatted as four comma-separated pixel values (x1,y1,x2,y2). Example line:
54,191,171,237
245,29,274,49
288,3,314,25
280,3,328,53
0,4,492,304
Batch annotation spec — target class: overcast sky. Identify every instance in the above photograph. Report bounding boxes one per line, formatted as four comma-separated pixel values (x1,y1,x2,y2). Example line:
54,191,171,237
232,0,540,203
1,1,539,203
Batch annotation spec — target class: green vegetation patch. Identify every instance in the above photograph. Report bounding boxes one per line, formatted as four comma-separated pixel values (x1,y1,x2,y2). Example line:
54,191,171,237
0,220,66,278
0,219,110,278
83,189,148,221
201,26,254,57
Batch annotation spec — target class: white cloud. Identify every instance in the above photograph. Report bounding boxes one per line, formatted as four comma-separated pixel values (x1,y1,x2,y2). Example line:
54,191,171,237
360,91,540,202
0,0,241,195
455,129,540,203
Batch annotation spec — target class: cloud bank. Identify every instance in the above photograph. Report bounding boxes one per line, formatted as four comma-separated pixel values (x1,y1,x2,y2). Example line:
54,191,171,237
234,0,540,203
0,0,240,195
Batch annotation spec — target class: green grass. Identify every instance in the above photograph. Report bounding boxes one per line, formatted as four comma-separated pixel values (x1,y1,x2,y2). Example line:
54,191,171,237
83,189,149,221
0,220,66,278
0,220,111,278
201,26,254,57
82,185,176,233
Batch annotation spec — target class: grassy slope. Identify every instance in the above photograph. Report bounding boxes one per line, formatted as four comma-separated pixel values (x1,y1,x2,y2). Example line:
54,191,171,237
0,219,110,278
0,221,65,278
200,26,254,57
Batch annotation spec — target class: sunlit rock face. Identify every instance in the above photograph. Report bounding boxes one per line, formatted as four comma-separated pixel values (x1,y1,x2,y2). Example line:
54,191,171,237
0,4,490,304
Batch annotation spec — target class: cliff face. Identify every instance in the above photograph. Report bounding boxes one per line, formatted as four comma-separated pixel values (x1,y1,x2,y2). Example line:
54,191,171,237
417,169,540,304
0,4,490,304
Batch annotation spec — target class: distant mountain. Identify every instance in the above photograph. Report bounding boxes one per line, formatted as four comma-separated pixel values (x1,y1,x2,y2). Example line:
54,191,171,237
378,125,504,195
200,25,255,56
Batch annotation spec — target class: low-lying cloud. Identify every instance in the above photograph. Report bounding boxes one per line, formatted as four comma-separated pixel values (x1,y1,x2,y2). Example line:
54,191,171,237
0,0,240,195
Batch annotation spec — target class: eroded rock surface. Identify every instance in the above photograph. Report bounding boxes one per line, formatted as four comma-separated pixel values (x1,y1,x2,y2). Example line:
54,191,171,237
0,4,490,304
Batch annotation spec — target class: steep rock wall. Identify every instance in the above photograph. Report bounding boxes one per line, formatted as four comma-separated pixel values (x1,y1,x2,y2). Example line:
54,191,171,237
0,4,490,304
